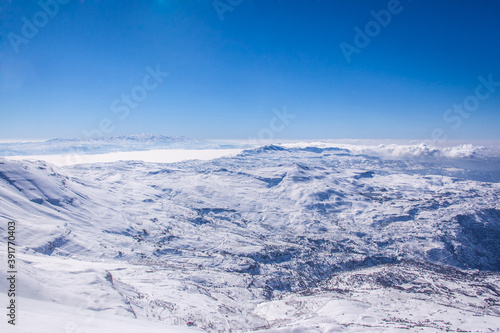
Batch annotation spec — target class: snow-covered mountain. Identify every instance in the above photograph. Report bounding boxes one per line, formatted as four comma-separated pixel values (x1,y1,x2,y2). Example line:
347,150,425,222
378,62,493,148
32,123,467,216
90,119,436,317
0,134,244,156
1,142,499,332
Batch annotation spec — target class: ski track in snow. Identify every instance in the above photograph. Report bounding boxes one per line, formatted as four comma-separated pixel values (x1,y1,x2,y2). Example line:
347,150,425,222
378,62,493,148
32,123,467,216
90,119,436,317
1,141,500,332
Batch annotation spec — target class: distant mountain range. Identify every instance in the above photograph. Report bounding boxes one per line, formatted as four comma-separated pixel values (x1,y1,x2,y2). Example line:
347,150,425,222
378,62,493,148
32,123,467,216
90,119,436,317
45,133,192,142
0,134,246,156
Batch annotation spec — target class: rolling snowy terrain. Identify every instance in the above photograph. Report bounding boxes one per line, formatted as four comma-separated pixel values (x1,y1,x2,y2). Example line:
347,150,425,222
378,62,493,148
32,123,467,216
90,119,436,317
1,140,500,332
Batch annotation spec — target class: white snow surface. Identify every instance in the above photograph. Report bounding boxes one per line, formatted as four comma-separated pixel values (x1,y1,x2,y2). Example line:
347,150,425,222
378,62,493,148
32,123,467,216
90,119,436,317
1,141,500,332
0,296,202,333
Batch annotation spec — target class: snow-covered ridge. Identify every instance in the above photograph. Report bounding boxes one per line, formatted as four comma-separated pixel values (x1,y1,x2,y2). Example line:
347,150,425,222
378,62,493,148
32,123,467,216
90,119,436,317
240,143,500,182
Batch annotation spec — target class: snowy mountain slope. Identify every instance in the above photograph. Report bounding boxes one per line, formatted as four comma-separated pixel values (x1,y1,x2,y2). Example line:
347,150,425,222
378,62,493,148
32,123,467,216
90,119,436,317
1,143,500,331
0,296,202,333
253,262,500,332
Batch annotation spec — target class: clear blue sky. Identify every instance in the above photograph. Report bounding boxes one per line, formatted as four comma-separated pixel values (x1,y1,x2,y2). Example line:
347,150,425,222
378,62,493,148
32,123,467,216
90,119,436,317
1,0,499,140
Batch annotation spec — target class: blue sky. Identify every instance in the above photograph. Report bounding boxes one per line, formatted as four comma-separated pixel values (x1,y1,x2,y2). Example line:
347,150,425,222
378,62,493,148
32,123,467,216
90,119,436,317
1,0,499,141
